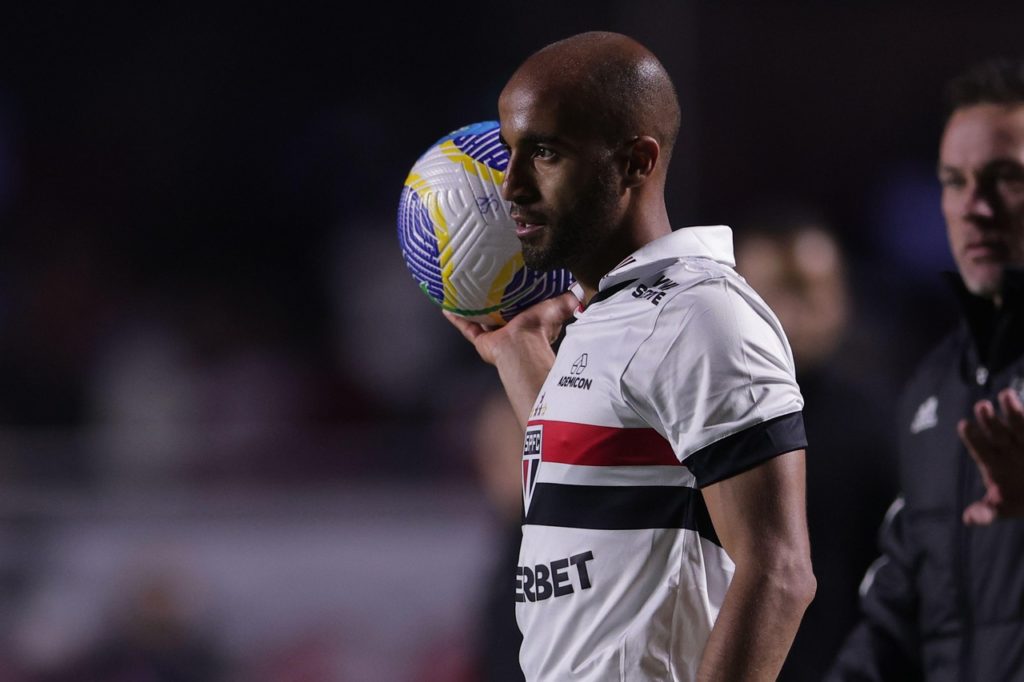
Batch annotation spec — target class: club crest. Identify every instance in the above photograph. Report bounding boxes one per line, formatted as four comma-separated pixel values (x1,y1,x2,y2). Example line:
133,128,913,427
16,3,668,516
522,424,543,513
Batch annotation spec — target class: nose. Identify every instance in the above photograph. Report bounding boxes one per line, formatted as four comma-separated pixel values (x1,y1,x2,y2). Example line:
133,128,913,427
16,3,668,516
964,180,997,221
966,191,995,220
500,153,537,205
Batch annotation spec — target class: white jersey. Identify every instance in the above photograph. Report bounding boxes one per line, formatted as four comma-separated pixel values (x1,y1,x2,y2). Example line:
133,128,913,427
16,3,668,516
517,225,805,681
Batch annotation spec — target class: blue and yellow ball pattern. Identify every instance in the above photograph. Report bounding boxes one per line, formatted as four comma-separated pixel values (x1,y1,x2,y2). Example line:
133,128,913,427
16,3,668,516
397,121,573,325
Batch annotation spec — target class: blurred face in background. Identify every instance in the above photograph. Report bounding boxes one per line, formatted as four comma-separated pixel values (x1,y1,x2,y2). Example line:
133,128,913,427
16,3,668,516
736,226,848,371
939,103,1024,303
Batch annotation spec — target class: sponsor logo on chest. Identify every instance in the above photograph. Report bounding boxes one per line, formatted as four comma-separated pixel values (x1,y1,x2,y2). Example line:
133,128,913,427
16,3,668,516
557,353,592,390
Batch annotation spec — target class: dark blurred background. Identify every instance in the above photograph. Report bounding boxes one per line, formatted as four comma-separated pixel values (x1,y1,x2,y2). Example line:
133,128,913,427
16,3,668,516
0,1,1021,680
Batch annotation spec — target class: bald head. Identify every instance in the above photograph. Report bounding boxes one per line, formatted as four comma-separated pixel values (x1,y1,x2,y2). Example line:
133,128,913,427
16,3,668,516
505,32,681,166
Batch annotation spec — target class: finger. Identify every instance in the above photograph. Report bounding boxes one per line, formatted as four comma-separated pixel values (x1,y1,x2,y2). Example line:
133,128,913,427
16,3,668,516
443,310,485,342
521,290,581,342
972,400,1007,444
958,417,982,458
978,401,1016,451
959,418,997,485
973,399,996,428
998,388,1024,434
963,499,998,526
546,290,582,321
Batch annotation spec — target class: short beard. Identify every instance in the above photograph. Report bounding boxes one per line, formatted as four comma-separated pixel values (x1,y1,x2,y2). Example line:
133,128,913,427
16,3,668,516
520,167,621,273
963,271,1005,305
521,219,581,272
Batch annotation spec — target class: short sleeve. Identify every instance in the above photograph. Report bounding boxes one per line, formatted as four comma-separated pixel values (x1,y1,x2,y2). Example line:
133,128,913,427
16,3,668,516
621,271,806,487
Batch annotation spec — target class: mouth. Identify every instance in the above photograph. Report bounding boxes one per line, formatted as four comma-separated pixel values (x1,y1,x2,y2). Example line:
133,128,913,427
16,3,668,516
511,214,547,239
965,241,1009,262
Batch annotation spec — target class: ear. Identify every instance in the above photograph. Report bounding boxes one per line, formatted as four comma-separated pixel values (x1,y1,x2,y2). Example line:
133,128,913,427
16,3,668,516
622,136,660,188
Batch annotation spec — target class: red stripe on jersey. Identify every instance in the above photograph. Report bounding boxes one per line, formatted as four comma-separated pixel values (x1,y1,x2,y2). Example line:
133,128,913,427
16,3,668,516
528,420,681,466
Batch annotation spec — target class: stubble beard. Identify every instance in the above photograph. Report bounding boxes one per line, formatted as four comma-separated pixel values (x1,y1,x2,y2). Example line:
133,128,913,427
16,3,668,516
520,169,621,274
520,217,584,272
957,217,1024,303
961,261,1012,307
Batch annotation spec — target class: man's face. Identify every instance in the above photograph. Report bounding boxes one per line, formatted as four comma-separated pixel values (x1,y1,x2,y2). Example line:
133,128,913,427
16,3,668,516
497,78,624,272
939,103,1024,300
736,228,848,369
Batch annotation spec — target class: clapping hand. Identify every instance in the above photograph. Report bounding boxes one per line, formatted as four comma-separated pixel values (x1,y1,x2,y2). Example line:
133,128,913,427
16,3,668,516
959,387,1024,525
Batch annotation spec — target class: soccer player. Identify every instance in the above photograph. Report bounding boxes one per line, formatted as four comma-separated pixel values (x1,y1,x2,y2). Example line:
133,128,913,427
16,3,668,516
828,59,1024,680
447,32,815,681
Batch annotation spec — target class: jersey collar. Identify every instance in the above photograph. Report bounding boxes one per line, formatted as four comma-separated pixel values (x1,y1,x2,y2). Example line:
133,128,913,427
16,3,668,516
598,225,735,292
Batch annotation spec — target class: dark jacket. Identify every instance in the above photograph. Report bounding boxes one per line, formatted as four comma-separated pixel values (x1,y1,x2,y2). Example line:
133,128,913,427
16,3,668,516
828,272,1024,682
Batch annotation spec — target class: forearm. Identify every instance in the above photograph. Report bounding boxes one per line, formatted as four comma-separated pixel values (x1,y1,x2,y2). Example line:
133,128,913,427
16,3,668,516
697,559,815,681
493,331,556,427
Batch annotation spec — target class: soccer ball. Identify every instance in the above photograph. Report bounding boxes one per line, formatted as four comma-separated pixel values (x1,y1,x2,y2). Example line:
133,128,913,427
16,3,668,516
397,121,574,326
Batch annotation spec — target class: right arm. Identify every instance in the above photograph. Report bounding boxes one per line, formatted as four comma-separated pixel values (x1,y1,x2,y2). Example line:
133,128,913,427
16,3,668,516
445,291,578,427
697,448,815,681
826,497,922,681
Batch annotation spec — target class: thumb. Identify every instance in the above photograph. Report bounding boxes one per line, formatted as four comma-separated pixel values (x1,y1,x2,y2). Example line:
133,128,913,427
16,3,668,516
539,289,582,332
550,288,582,317
963,499,998,526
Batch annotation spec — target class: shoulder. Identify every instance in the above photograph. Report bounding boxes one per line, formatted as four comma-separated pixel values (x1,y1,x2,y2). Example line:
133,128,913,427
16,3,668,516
618,258,796,389
648,259,785,344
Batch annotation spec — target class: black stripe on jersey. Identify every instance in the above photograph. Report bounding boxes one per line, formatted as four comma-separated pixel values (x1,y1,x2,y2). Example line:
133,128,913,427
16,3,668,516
590,279,637,306
525,483,720,546
684,411,807,489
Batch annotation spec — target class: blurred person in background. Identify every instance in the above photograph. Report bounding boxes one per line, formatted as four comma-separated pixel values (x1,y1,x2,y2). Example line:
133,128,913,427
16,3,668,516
469,389,526,682
735,211,898,681
828,58,1024,681
36,573,226,682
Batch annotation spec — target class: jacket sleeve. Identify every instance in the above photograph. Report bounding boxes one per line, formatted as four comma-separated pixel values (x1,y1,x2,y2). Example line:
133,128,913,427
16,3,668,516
825,497,923,681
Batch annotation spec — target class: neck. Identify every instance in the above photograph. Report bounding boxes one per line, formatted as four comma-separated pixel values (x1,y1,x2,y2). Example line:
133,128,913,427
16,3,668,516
573,199,672,304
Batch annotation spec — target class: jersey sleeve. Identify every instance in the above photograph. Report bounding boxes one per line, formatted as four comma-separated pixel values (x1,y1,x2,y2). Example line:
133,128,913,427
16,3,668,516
620,272,806,487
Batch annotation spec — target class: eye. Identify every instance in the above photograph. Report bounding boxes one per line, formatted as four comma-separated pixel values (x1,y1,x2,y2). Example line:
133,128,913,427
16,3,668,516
533,146,557,161
994,165,1024,185
939,174,965,190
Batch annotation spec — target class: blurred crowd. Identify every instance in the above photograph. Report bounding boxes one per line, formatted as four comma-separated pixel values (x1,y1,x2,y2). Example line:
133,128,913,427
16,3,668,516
1,3,1017,681
0,165,953,681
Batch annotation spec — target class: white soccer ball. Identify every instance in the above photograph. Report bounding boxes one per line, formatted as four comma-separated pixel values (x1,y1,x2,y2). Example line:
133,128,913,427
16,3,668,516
397,121,573,325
